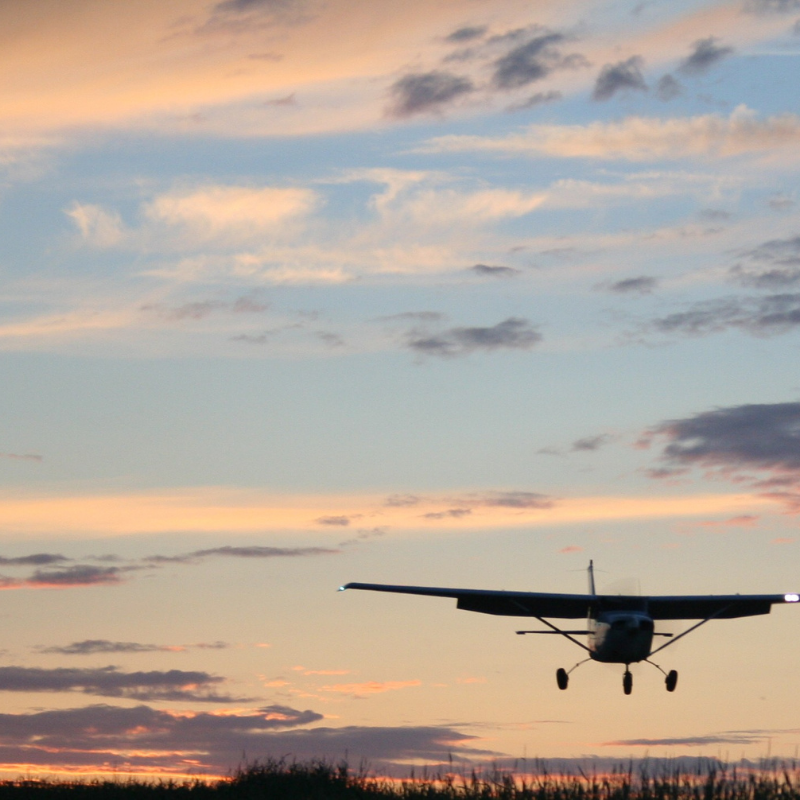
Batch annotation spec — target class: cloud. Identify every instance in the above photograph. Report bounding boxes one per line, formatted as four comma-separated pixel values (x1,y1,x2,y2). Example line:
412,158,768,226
656,74,682,101
648,293,800,337
645,402,800,507
407,317,541,357
66,203,125,248
743,0,800,13
0,666,239,703
314,515,351,526
212,0,297,15
38,640,227,655
476,490,553,509
420,107,800,161
605,734,763,747
470,264,520,277
650,402,800,472
769,192,795,210
446,26,487,43
572,435,612,452
491,31,583,90
319,680,422,698
604,276,658,294
0,553,67,566
383,494,420,507
0,452,43,462
730,235,800,288
592,56,647,100
25,566,126,588
141,295,266,324
141,301,224,322
387,71,474,117
678,37,734,76
145,186,318,237
506,90,562,111
147,545,339,565
0,705,490,774
422,508,472,520
698,514,759,529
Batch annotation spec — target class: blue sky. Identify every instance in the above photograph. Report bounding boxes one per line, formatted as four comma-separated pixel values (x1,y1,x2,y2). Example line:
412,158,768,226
1,0,800,779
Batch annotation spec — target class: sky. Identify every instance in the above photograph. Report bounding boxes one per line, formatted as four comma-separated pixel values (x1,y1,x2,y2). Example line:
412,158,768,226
2,0,800,780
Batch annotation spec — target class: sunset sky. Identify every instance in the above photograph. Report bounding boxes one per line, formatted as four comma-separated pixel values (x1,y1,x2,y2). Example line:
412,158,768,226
3,0,800,779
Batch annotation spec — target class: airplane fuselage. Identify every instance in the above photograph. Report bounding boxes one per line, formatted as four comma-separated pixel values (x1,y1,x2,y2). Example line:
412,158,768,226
588,611,654,663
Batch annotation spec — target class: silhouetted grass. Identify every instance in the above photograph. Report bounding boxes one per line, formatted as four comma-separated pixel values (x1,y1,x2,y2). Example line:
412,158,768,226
0,760,799,800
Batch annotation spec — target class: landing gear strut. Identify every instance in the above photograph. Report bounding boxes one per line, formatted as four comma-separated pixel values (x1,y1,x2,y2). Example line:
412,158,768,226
645,659,678,692
623,668,632,695
555,657,592,690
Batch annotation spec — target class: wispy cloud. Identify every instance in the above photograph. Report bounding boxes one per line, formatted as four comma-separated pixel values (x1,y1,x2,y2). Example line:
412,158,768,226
421,107,800,161
646,293,800,338
319,680,422,698
0,666,241,703
38,640,228,656
0,566,129,590
603,276,659,295
730,234,800,289
406,317,542,357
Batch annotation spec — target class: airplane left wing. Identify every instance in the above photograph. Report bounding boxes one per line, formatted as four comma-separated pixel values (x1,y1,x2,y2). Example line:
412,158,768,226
341,583,592,618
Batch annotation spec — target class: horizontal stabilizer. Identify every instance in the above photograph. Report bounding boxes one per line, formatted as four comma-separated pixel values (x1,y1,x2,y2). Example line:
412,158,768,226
516,630,590,635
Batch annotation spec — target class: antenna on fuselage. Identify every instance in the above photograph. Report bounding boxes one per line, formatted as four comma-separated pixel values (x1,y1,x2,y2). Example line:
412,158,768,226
588,560,596,596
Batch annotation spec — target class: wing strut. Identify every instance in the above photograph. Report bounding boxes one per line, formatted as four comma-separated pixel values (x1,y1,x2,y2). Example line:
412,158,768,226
648,604,732,657
512,600,592,653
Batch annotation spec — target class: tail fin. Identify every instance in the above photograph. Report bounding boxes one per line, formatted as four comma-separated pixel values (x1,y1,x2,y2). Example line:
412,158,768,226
588,560,596,596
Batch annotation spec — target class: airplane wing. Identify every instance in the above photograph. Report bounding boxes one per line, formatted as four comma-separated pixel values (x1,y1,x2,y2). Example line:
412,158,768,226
341,582,799,620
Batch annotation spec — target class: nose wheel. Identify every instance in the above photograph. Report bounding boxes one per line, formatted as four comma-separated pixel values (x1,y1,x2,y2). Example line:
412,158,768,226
556,667,568,690
623,668,632,695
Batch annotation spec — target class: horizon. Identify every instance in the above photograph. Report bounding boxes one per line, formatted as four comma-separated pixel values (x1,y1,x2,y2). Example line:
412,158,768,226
1,0,800,779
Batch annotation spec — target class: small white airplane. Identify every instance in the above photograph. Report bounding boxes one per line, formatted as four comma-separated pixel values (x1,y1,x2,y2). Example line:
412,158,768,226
340,561,800,694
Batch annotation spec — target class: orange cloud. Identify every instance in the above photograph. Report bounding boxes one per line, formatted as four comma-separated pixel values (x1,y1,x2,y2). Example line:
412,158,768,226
319,680,421,696
0,487,775,537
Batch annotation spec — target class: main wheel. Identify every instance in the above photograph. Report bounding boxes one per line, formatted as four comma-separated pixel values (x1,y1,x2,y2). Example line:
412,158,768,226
623,669,632,695
556,668,569,690
665,670,678,692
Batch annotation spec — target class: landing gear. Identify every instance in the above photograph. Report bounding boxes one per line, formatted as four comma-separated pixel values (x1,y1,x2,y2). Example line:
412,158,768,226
556,667,569,690
645,659,678,693
665,670,678,692
623,668,632,695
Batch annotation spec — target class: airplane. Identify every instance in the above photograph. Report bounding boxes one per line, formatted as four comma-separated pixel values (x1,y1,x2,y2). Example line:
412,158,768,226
339,561,800,694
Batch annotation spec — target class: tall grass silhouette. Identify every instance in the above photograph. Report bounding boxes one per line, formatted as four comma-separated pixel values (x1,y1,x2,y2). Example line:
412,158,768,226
1,759,799,800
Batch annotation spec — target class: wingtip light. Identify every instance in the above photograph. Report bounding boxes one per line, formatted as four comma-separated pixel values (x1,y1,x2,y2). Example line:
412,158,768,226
338,585,347,592
784,593,799,603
